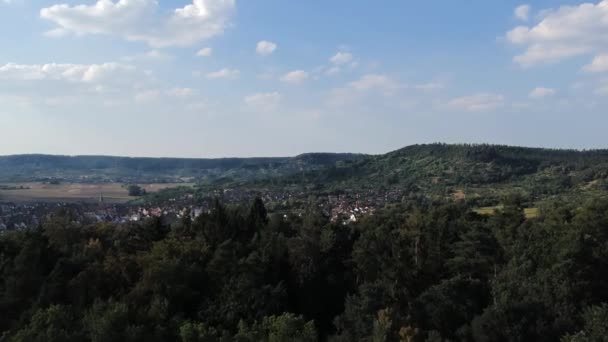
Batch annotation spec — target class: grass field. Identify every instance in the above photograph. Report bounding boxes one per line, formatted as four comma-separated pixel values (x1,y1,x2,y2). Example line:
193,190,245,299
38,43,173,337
474,205,540,219
0,182,193,204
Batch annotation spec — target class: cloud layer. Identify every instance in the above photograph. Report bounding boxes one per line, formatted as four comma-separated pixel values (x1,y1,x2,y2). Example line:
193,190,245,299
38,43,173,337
506,1,608,67
529,87,556,99
514,5,531,21
449,93,505,112
0,62,134,82
280,70,308,84
206,68,240,80
40,0,236,48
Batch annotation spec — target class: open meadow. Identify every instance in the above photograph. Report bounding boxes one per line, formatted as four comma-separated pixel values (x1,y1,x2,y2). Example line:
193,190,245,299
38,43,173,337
0,182,192,203
474,205,540,219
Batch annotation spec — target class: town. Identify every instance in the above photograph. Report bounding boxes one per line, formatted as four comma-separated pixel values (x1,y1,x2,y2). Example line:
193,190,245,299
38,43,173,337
0,186,412,232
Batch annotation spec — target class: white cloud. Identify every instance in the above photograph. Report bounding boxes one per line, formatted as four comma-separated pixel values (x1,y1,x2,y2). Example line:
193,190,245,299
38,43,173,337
330,52,353,65
529,87,556,99
244,92,281,111
40,0,236,48
280,70,309,84
206,68,239,80
0,62,134,83
167,87,195,99
348,74,401,94
515,4,531,21
505,1,608,66
256,41,277,56
197,47,213,57
583,54,608,72
448,93,505,112
325,66,341,75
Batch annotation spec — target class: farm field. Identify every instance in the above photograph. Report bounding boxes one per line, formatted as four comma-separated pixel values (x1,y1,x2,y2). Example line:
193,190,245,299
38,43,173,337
474,205,540,219
0,182,193,204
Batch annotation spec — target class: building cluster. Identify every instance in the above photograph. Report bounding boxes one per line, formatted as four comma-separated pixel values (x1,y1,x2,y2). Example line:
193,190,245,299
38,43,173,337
0,187,410,231
0,203,46,231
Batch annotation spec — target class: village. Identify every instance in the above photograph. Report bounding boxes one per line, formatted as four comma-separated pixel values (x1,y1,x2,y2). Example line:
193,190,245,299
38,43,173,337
0,187,410,232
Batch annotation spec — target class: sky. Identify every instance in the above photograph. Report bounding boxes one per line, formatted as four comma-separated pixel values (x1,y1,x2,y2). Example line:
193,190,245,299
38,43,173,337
0,0,607,157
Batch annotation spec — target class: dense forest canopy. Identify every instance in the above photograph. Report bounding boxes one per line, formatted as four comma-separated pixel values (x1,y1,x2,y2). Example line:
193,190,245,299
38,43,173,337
1,196,608,341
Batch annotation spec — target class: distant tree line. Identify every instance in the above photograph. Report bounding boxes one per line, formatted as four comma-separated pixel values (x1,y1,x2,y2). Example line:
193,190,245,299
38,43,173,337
127,185,146,197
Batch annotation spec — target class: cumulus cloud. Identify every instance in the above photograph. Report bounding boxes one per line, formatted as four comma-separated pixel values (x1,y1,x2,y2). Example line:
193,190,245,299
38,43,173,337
515,4,531,21
529,87,556,99
280,70,309,84
330,52,353,65
197,47,213,57
448,93,505,112
325,66,341,76
505,1,608,66
0,62,134,83
40,0,236,48
206,68,239,80
348,74,401,94
583,54,608,72
256,41,277,56
244,92,281,111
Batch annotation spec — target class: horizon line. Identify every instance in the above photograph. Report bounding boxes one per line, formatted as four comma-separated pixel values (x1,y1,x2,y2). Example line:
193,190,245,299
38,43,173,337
1,142,607,160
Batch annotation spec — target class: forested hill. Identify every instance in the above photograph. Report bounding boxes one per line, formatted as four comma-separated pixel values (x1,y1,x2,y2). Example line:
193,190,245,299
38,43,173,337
264,144,608,202
3,144,608,199
355,143,608,186
0,153,365,183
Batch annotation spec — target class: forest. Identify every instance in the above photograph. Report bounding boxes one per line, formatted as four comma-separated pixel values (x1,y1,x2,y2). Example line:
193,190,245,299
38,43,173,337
0,153,364,184
1,194,607,341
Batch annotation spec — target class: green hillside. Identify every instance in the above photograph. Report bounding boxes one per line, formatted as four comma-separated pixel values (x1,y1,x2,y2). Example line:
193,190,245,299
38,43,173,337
0,153,365,184
251,144,608,205
3,144,608,206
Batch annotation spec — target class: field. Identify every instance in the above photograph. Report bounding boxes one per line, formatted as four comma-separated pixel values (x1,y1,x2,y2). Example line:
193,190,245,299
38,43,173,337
0,182,192,204
474,206,540,219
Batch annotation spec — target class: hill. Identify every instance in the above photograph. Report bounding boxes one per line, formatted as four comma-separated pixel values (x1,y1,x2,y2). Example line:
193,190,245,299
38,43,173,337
2,144,608,206
0,153,366,184
249,144,608,205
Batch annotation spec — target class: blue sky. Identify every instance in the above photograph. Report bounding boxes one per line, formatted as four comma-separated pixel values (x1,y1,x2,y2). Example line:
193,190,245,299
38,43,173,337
1,0,607,157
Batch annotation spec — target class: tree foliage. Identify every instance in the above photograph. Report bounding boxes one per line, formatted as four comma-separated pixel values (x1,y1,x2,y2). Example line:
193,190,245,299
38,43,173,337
1,197,608,341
